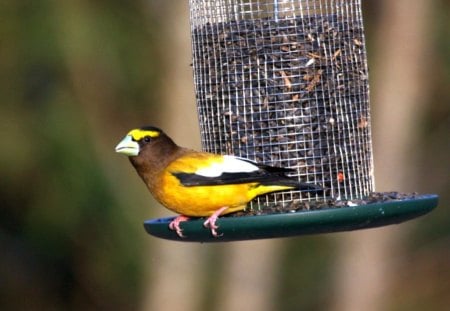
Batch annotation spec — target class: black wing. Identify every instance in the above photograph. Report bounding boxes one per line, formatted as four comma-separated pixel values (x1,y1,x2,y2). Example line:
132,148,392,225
172,170,294,187
172,170,323,193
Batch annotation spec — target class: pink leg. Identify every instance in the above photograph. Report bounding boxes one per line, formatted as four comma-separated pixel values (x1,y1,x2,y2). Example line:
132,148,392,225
203,207,228,237
169,215,190,238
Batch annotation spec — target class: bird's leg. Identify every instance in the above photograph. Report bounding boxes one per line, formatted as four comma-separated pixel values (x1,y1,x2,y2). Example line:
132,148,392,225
169,215,190,238
203,207,228,237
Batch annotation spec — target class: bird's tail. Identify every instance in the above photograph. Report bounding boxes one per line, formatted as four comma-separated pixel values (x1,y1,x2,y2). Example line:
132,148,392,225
296,181,324,194
259,176,324,194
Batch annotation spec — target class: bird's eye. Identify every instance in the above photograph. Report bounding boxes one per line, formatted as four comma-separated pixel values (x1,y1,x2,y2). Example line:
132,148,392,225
143,136,151,143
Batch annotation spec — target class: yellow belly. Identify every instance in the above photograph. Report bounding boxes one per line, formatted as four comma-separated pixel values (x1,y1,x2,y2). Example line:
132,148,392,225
150,172,292,217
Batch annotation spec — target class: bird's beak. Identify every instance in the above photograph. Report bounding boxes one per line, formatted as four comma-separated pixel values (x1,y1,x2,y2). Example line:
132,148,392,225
115,135,140,156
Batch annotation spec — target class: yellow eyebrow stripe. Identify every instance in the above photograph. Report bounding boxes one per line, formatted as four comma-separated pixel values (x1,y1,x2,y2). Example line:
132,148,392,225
128,129,160,141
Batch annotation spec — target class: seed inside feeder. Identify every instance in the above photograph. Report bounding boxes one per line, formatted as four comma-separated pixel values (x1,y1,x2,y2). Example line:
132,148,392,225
192,14,373,209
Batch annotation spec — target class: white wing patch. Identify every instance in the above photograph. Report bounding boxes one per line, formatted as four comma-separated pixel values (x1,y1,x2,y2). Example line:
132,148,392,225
195,155,259,177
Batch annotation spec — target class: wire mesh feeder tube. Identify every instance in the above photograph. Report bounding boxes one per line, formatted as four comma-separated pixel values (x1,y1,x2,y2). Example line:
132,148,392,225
189,0,373,208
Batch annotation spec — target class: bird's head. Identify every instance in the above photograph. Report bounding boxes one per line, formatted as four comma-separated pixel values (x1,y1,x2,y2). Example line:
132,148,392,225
115,126,181,185
115,126,161,156
115,125,179,160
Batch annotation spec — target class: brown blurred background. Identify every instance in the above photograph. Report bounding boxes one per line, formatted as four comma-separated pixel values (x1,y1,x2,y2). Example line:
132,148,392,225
1,1,449,310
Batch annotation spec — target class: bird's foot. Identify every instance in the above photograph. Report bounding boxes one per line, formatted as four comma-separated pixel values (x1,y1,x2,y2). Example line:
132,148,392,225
203,207,228,237
169,215,190,238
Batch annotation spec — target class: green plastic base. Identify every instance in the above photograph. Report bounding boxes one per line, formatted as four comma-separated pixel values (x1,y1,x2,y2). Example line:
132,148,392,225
143,194,438,242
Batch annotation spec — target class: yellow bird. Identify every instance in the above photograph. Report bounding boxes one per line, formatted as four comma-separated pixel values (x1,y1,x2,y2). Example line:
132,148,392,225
115,126,322,237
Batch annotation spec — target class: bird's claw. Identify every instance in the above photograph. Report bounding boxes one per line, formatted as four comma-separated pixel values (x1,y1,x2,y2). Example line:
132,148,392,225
169,208,228,238
169,215,190,238
203,218,222,237
203,206,228,237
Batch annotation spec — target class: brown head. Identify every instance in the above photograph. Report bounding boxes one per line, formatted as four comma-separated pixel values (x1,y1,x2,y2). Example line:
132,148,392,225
115,126,182,186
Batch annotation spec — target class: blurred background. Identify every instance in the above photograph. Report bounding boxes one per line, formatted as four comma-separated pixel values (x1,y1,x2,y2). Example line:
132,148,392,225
1,0,449,310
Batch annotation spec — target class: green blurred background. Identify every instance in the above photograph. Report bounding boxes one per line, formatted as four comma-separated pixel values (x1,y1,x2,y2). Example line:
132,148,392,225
1,1,449,310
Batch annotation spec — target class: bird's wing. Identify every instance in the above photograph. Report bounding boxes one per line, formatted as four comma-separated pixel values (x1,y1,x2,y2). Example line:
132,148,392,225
170,155,295,187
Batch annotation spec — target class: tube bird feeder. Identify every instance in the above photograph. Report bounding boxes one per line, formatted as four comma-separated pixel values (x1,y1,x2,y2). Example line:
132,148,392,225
144,0,438,242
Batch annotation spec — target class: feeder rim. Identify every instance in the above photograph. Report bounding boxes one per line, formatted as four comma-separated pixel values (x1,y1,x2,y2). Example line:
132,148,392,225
143,193,438,243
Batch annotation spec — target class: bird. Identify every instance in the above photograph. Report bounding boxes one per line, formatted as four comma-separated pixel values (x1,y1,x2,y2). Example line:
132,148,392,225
115,126,323,238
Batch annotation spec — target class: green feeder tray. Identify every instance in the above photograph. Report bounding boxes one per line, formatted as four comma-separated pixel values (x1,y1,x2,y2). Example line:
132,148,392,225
143,193,438,242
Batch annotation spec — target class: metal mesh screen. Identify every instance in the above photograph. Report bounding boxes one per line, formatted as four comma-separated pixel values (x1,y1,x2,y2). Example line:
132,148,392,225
189,0,374,206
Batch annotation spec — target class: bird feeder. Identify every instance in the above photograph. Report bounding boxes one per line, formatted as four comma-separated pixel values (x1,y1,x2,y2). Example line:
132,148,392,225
144,0,438,242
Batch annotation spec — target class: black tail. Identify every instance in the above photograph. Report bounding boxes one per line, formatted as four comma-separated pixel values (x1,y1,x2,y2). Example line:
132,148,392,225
259,176,324,194
296,181,324,194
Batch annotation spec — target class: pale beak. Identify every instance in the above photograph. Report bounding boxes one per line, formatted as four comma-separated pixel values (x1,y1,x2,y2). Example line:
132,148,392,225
115,135,140,156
